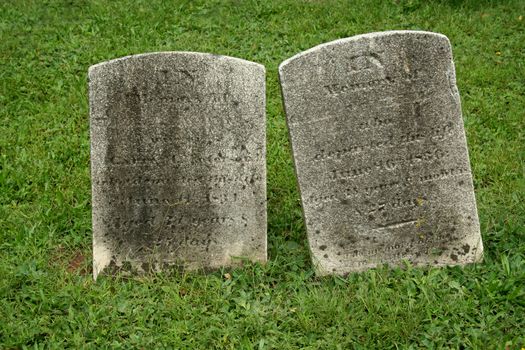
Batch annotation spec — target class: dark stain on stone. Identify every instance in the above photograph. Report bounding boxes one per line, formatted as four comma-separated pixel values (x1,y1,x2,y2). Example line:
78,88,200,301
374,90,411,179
319,245,327,251
324,254,329,258
462,244,470,254
341,199,349,205
141,262,151,272
450,253,458,262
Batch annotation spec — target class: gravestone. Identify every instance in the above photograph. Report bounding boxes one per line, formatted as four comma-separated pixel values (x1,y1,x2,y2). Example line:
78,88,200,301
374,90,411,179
279,31,483,275
89,52,266,279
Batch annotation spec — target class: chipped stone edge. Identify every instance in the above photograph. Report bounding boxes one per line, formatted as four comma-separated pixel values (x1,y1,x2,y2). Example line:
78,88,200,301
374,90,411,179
93,238,112,280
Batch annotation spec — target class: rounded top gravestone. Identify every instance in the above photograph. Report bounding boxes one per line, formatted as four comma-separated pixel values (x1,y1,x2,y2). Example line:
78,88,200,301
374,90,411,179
89,52,266,279
279,31,483,275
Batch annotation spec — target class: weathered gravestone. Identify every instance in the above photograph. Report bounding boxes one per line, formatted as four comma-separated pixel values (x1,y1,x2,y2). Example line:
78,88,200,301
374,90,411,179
279,31,483,275
89,52,266,279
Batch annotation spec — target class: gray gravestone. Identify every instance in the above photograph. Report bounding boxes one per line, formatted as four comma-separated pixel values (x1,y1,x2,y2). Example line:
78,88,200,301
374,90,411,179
279,31,483,275
89,52,266,279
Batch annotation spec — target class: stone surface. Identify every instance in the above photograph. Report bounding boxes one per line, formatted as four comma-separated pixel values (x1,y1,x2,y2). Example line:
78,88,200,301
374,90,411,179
89,52,266,279
279,31,483,275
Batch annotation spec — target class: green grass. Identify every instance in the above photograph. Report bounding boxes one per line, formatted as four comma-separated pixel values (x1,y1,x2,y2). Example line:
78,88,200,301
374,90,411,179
1,0,524,348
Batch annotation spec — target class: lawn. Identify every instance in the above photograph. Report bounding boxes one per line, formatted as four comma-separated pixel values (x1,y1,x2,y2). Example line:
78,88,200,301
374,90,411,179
1,0,524,348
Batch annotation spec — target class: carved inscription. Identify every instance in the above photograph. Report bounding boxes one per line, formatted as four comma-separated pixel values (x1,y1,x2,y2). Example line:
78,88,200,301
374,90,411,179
105,145,264,166
280,31,483,275
312,122,454,161
90,52,266,279
322,72,433,96
305,166,471,208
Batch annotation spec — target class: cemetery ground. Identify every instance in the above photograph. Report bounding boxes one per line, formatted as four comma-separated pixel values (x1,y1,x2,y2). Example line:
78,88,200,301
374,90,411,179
1,0,524,348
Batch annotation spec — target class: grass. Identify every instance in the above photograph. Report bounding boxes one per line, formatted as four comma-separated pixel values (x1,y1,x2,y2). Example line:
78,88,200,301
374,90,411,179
1,0,524,348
